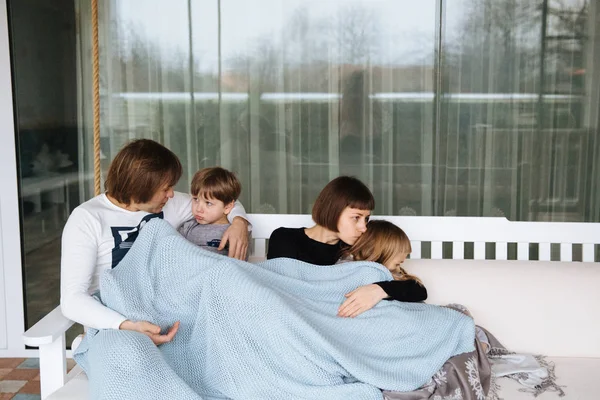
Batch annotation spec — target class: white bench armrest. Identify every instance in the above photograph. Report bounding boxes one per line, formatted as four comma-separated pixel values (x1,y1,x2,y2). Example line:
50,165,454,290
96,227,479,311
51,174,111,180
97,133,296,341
23,306,74,399
23,305,75,347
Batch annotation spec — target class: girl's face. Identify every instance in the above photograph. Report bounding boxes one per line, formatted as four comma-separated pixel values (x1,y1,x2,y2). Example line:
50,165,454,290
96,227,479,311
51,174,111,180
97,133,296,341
383,252,408,273
336,207,370,245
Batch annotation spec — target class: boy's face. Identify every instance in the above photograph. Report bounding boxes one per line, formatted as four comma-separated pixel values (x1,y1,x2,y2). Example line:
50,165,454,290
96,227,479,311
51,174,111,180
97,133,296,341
192,194,234,225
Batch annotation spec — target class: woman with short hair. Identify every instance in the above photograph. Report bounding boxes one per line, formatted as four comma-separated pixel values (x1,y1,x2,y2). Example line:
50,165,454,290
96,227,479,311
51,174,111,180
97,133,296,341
267,176,426,318
61,139,250,344
268,176,374,264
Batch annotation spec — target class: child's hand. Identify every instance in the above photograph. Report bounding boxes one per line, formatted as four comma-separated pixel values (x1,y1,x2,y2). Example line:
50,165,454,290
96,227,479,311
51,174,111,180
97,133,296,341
337,284,387,318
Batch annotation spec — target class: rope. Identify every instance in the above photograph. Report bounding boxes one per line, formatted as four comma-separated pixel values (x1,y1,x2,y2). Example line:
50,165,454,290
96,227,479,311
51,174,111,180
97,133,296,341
92,0,101,195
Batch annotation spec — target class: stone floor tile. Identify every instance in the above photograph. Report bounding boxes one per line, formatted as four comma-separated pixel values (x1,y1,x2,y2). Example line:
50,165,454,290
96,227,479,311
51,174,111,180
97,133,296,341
0,381,26,394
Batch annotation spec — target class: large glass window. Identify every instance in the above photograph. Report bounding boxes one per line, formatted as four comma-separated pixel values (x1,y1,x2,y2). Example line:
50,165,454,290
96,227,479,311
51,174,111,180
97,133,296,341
10,0,600,331
81,0,439,215
77,0,599,220
441,0,596,221
8,0,82,340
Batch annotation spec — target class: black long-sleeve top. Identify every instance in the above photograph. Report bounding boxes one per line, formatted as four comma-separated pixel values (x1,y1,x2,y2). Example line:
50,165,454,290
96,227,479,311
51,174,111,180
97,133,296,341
267,227,427,302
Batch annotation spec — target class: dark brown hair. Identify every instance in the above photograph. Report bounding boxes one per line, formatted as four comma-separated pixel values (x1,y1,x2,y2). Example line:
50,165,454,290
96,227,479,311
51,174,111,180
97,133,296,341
347,220,422,284
190,167,241,204
104,139,182,205
312,176,375,231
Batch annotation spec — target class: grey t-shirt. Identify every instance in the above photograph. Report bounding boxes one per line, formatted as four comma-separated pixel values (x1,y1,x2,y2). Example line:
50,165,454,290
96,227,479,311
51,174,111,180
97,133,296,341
178,217,250,260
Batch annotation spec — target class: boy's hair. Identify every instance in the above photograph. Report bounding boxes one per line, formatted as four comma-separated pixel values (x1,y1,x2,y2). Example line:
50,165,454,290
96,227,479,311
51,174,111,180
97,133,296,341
347,220,422,284
105,139,182,205
312,176,375,231
190,167,241,204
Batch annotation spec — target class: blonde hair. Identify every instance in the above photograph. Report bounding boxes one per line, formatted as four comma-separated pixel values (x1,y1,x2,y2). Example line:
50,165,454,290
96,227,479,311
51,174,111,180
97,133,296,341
347,220,422,284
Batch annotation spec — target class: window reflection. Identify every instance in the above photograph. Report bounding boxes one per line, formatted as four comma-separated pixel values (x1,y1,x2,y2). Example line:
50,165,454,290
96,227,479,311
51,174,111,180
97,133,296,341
9,0,84,341
10,0,600,331
97,0,598,222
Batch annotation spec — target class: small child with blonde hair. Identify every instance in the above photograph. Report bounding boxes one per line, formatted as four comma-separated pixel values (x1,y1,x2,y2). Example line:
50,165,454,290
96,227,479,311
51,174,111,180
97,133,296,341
346,220,491,350
337,219,427,317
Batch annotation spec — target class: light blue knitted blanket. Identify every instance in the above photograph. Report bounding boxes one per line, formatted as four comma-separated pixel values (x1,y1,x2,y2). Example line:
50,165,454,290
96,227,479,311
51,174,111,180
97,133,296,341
74,219,475,400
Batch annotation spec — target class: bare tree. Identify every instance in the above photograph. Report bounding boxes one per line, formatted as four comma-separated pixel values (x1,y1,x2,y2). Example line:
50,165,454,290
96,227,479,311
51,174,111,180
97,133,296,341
331,4,381,65
451,0,540,93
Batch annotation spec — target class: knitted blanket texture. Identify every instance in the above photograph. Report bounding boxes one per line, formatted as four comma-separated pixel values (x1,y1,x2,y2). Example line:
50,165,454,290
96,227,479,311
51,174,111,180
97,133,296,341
74,219,475,400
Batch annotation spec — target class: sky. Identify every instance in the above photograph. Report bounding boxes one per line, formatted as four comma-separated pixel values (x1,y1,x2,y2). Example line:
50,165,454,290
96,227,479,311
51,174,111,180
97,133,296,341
115,0,461,69
113,0,589,73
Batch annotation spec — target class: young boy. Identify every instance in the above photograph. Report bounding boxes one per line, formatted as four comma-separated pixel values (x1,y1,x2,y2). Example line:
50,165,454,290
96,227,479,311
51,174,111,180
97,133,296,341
178,167,250,260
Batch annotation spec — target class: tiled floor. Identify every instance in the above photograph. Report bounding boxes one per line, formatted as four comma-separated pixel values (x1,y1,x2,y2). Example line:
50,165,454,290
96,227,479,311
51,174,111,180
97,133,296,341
0,358,76,400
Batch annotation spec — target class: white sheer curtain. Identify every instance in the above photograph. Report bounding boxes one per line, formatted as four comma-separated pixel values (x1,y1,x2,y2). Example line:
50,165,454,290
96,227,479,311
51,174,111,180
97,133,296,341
440,0,598,222
75,0,600,221
75,0,437,215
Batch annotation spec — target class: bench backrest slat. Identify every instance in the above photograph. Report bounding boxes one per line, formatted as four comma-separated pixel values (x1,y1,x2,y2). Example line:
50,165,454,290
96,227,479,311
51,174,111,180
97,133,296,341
247,214,600,262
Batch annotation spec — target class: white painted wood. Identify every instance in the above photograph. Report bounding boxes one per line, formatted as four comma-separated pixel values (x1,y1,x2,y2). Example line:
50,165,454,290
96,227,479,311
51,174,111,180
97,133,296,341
452,241,464,260
539,243,551,261
560,243,573,262
369,216,600,246
474,242,486,260
253,239,266,260
248,214,314,241
431,242,443,259
0,0,26,357
496,242,508,260
583,244,595,263
39,334,67,400
517,242,529,260
246,215,600,263
411,241,422,259
23,307,75,347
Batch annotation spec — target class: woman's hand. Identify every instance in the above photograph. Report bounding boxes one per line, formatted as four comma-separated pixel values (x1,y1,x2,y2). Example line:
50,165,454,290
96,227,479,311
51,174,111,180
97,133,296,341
337,284,388,318
220,217,249,260
119,320,180,345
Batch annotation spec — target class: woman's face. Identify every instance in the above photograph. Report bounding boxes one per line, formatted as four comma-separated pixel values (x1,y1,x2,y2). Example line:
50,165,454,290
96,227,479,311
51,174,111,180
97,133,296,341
134,183,175,213
336,207,370,245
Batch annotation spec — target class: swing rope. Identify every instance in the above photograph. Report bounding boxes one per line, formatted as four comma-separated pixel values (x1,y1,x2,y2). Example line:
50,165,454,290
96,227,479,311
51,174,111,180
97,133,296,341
91,0,101,195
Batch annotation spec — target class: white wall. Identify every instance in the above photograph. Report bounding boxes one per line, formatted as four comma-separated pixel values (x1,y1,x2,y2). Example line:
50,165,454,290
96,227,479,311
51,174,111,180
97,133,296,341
0,0,28,357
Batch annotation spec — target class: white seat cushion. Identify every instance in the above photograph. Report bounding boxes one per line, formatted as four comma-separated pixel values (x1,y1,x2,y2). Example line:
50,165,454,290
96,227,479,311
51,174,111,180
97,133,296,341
46,357,599,399
404,259,600,358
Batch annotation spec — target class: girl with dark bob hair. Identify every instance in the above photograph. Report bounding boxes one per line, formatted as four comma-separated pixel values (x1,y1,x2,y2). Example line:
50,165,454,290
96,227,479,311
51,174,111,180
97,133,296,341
268,176,426,317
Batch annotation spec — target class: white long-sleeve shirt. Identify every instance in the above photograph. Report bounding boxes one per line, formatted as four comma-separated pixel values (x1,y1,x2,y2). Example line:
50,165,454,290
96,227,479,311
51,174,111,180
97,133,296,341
60,191,247,330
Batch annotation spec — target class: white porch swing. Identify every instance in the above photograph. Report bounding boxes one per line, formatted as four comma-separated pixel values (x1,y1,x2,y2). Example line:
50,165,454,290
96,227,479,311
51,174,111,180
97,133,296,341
22,0,600,398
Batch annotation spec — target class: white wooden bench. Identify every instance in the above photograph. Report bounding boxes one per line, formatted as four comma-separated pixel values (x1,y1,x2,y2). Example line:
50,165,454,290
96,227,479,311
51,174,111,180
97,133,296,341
23,215,600,399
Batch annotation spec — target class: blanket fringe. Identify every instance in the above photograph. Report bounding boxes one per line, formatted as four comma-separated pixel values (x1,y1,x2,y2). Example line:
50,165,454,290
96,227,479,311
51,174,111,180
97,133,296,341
487,348,566,398
516,355,566,398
